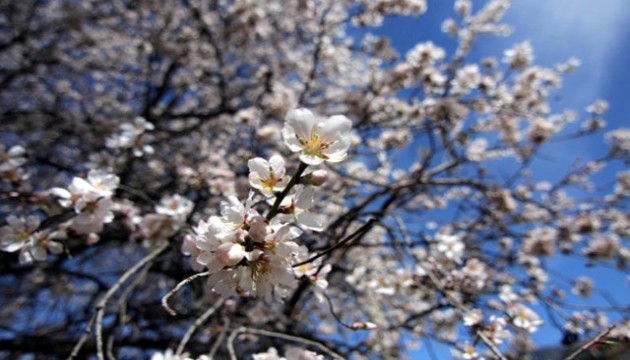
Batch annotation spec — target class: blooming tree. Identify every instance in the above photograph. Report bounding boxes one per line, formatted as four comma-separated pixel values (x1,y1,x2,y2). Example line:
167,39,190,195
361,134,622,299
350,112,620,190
0,0,628,359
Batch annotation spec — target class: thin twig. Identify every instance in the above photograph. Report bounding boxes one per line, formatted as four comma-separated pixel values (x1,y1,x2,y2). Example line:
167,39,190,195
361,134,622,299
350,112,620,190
228,327,345,360
227,328,239,360
117,263,152,332
162,271,210,316
106,334,116,360
176,296,226,355
208,318,230,359
292,218,376,268
564,325,616,360
67,313,97,359
94,242,169,360
322,292,355,330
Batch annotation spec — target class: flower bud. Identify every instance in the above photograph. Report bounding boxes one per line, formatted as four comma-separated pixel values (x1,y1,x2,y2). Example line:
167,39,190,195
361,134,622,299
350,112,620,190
301,169,328,186
351,321,378,331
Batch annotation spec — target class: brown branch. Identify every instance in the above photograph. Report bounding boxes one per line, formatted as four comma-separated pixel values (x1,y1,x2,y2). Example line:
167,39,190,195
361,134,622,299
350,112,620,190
292,218,376,268
266,162,308,220
564,325,617,360
161,271,211,316
94,242,169,360
176,296,226,356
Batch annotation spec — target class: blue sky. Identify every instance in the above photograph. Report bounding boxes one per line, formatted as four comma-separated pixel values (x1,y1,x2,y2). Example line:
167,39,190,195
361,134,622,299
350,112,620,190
351,0,629,357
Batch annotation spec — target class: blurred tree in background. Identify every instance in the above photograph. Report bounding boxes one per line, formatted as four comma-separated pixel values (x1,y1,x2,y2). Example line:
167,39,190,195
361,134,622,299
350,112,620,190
0,0,628,359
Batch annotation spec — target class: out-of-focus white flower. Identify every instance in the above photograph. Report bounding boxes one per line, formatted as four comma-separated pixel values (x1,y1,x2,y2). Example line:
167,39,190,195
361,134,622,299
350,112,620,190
282,108,352,165
406,41,445,67
435,233,465,263
503,41,534,70
499,284,519,304
0,215,65,264
572,276,593,298
509,304,543,333
248,155,289,196
22,229,65,263
156,194,194,222
463,309,483,326
0,144,27,172
451,64,481,95
285,347,325,360
51,170,119,234
253,347,282,360
586,100,609,115
107,117,155,157
455,341,479,359
150,349,192,360
484,315,510,345
0,215,40,253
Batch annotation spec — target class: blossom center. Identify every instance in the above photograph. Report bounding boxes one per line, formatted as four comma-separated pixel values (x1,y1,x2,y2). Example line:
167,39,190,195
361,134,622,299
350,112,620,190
298,133,330,158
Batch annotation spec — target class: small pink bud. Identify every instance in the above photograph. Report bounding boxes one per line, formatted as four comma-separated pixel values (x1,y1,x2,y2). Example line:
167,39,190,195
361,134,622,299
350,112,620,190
302,169,328,186
351,322,378,331
216,242,245,266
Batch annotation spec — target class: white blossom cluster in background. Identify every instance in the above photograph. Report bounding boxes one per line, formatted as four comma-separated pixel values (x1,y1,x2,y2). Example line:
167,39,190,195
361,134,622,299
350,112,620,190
182,108,352,302
0,215,64,264
252,346,324,360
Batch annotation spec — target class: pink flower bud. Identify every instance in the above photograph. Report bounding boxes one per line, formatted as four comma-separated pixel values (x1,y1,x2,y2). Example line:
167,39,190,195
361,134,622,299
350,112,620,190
301,169,328,186
351,321,378,331
216,242,245,266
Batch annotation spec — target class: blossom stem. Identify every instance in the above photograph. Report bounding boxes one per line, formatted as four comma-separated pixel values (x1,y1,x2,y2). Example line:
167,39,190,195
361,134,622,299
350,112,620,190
265,161,308,221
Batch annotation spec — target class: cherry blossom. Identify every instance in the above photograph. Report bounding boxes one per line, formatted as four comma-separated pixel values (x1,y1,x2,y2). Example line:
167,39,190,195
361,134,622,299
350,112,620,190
282,108,353,165
248,155,289,196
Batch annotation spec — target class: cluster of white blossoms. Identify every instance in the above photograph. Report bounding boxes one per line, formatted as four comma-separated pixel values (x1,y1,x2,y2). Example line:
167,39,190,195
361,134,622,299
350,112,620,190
139,194,194,246
183,109,352,301
0,166,120,264
0,143,27,183
435,233,465,264
0,215,65,264
151,349,209,360
51,169,120,235
106,116,155,157
252,346,324,360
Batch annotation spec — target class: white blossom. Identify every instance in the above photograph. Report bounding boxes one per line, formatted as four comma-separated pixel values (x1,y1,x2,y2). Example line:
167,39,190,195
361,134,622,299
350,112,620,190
282,108,353,165
436,233,465,263
509,304,543,333
248,154,289,196
503,41,534,70
0,144,27,172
